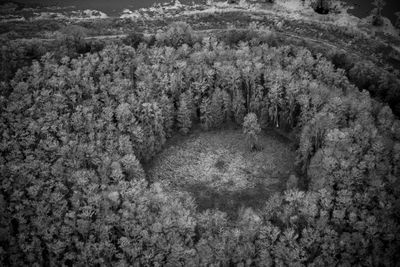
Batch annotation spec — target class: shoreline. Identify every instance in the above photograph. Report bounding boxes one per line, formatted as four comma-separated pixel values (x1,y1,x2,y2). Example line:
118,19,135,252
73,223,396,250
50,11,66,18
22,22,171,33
1,0,398,23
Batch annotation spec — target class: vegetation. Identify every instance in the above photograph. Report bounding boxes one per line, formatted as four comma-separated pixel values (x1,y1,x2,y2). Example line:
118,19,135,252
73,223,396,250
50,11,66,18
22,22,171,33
177,92,192,134
396,11,400,29
311,0,336,14
0,21,399,266
148,128,295,219
371,0,386,26
243,113,262,150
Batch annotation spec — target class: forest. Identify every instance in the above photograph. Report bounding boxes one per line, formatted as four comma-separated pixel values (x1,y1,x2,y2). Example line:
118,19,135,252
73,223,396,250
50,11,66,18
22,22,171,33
1,19,400,266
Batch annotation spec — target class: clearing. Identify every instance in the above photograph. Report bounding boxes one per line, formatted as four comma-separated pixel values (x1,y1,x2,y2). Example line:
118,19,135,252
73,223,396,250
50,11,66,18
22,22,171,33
147,126,296,219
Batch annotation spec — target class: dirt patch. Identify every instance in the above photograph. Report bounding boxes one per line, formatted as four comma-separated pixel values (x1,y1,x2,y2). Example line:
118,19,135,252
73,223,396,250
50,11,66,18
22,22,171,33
147,127,296,218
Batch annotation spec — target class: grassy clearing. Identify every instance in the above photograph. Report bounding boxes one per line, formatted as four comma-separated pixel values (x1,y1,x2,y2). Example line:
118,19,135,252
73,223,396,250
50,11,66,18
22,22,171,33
147,126,296,219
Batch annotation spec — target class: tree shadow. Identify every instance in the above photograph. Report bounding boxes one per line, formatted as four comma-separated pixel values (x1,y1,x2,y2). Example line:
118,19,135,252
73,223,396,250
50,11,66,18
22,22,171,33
184,181,284,221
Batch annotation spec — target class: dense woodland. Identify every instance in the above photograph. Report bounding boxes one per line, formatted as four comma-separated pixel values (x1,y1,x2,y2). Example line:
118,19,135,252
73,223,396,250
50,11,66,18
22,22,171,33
1,22,400,266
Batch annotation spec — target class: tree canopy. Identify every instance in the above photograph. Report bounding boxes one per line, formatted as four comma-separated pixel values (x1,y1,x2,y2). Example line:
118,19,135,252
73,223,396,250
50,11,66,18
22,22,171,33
0,23,399,266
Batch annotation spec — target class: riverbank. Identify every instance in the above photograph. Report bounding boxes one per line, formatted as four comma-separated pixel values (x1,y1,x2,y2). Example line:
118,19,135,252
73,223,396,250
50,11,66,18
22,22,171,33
1,0,399,24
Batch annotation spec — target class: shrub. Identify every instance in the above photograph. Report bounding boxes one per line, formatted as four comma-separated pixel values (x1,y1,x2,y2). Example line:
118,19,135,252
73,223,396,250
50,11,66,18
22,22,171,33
311,0,333,14
122,31,145,48
155,21,195,47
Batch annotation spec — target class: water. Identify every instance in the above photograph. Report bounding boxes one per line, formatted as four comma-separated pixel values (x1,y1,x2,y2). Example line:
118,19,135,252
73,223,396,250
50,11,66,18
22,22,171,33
345,0,399,24
3,0,400,23
2,0,205,16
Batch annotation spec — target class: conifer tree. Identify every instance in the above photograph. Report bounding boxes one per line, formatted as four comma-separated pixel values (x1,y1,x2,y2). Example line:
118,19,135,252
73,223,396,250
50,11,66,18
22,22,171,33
177,93,192,134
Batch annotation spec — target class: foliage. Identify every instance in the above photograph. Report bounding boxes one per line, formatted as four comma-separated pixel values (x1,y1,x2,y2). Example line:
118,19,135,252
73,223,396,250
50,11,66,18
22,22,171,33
233,90,247,125
122,31,145,48
0,38,46,84
396,12,400,29
311,0,335,14
219,28,261,47
1,24,399,266
200,97,213,130
177,92,192,134
155,22,197,48
371,0,386,26
57,25,89,56
348,60,400,115
243,113,262,150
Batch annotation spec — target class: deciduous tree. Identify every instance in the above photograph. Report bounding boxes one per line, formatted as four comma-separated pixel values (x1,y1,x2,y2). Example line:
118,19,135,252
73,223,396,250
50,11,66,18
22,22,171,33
177,92,192,134
243,113,261,150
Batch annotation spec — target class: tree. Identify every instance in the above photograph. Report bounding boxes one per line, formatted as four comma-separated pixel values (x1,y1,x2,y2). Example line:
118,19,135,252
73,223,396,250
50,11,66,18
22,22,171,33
120,154,146,181
57,25,88,57
371,0,386,26
268,81,283,128
222,90,232,122
312,0,334,14
160,94,175,137
210,88,224,128
2,32,400,267
232,91,246,125
155,22,194,47
177,92,192,134
200,97,213,130
123,31,145,48
139,102,166,160
395,12,400,29
243,113,261,150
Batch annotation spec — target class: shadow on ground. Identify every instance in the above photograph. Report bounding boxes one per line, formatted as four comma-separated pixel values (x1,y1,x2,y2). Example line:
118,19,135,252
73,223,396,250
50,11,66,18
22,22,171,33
185,180,285,220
